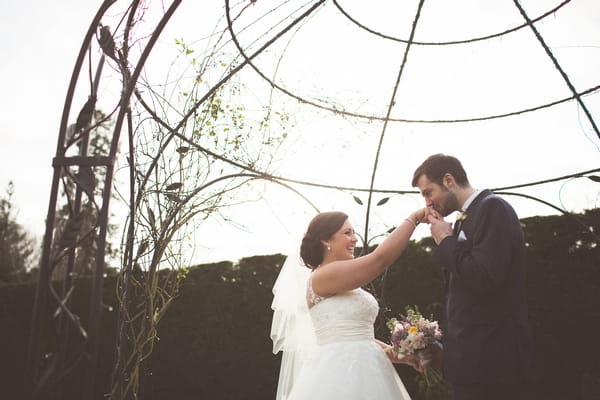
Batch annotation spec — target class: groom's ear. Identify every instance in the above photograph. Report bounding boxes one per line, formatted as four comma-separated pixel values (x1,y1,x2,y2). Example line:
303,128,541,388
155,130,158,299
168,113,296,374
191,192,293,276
442,173,454,189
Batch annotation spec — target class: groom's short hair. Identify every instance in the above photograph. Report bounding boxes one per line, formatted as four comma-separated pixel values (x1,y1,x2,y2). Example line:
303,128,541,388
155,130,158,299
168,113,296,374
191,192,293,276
412,153,469,187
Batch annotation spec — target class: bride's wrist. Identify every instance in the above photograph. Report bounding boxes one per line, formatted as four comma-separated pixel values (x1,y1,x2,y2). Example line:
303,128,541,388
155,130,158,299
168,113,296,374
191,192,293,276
406,211,423,227
404,216,419,228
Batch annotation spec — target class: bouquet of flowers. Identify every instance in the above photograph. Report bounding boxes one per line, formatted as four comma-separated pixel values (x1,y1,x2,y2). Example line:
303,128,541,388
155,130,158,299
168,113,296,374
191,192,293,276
387,306,452,399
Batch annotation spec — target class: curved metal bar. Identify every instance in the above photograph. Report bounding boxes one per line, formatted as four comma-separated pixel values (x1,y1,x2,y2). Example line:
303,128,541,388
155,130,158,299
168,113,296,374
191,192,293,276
512,0,600,139
171,129,600,197
494,190,600,243
364,0,426,255
209,26,600,123
332,0,571,46
494,168,600,191
218,1,598,125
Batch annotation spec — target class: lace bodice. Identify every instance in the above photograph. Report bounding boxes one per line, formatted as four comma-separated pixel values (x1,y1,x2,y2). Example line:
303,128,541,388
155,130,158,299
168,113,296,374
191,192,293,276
306,277,379,345
307,275,327,308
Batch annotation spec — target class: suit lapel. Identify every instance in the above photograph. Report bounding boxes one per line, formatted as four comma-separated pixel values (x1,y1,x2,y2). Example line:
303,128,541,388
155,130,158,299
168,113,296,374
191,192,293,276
445,191,492,291
456,189,492,236
453,219,463,236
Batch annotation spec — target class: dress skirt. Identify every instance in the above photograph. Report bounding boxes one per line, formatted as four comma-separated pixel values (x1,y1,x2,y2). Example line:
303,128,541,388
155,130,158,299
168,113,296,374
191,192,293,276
287,339,411,400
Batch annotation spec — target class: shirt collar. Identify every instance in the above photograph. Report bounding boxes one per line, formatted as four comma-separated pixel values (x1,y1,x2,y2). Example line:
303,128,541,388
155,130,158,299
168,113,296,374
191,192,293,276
461,189,483,212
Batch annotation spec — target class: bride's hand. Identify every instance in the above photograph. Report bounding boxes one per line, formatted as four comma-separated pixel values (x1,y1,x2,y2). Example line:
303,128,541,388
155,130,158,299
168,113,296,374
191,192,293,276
402,353,425,373
384,346,403,364
384,347,421,370
385,348,425,372
427,206,443,222
409,207,428,225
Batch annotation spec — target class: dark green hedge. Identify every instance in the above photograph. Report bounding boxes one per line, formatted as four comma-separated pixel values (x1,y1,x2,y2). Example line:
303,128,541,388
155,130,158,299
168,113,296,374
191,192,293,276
1,210,599,399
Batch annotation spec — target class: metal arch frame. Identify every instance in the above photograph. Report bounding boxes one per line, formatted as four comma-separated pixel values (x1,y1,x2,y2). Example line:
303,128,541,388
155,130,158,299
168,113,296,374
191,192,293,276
27,2,326,398
27,0,118,397
26,1,183,398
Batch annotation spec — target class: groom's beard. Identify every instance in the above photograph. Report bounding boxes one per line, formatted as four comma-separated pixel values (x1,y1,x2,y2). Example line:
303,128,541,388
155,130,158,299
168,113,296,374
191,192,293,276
440,189,460,217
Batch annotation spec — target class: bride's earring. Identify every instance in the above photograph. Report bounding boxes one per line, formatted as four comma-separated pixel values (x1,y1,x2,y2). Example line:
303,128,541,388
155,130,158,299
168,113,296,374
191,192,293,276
327,245,331,251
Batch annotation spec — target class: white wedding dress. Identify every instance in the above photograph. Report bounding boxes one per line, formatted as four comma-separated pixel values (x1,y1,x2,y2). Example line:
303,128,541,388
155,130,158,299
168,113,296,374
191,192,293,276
286,277,411,400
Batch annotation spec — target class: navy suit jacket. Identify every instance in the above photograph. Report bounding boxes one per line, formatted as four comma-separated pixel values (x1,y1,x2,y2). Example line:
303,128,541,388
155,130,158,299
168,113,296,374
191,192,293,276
433,190,533,384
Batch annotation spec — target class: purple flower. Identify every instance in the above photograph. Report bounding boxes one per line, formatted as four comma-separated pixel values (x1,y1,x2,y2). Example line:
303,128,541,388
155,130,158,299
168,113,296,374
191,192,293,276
390,323,408,345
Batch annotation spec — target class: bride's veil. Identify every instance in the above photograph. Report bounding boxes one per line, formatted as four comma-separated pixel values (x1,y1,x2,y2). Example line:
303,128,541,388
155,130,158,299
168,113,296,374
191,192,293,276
270,242,317,400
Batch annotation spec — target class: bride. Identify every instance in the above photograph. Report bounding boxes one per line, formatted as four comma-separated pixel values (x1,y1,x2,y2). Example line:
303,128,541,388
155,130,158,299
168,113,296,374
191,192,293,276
271,209,427,400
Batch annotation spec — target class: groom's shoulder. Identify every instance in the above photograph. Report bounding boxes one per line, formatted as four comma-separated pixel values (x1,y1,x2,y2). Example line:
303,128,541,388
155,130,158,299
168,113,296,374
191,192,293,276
478,189,509,204
478,191,517,216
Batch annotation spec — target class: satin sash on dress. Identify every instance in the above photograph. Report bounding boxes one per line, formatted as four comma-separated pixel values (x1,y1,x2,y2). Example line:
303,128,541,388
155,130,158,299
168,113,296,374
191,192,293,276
314,320,374,345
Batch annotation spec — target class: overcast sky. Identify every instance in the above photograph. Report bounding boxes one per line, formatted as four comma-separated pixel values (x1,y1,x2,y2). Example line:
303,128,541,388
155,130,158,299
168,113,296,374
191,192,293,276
1,0,599,264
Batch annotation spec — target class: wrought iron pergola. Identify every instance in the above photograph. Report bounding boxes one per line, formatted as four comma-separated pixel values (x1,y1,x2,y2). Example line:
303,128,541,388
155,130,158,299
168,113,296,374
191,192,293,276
26,1,599,399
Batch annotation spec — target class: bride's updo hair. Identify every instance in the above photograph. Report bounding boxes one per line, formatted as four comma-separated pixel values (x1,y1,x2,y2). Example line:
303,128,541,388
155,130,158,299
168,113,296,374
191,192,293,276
300,211,348,269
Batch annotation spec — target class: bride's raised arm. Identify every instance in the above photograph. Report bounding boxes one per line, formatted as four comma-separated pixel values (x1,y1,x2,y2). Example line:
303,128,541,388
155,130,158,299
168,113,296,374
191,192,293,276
311,208,427,297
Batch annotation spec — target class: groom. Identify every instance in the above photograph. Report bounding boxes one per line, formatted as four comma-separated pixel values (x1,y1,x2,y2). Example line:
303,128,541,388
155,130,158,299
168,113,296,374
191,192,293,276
412,154,533,400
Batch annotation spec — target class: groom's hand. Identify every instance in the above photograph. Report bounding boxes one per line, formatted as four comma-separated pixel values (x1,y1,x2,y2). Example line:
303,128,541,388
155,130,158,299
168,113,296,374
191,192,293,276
427,214,453,245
